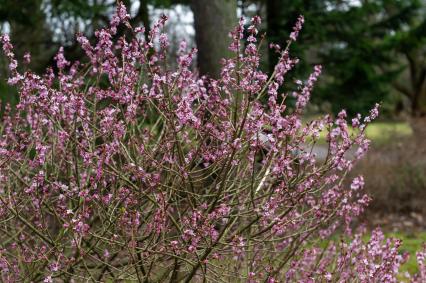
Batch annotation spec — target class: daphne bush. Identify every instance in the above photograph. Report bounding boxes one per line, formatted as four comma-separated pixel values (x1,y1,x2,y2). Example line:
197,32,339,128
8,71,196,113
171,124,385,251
0,3,424,282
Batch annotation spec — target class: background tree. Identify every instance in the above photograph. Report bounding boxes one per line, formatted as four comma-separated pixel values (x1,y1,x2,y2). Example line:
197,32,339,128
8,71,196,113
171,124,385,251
316,0,425,119
263,0,426,119
1,0,425,118
191,0,237,78
0,0,159,112
0,0,57,110
385,4,426,118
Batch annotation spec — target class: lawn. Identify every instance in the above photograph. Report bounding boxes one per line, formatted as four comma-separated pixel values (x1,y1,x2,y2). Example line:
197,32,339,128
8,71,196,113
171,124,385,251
325,231,426,280
304,116,413,145
364,121,413,144
387,232,426,277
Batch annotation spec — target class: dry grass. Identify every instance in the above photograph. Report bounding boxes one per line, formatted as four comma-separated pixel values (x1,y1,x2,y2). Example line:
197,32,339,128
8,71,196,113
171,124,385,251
353,133,426,215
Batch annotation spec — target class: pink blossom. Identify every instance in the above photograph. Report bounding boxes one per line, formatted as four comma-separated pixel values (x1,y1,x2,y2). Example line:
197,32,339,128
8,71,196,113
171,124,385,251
0,6,415,282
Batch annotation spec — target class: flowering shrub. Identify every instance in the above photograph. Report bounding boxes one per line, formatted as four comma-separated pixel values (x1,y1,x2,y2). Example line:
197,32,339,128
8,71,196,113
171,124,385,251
0,3,424,282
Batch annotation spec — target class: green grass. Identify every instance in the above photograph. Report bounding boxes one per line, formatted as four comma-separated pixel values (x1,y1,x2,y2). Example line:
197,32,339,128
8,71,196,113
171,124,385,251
350,231,426,281
316,231,425,280
364,122,413,144
305,116,413,145
386,232,426,277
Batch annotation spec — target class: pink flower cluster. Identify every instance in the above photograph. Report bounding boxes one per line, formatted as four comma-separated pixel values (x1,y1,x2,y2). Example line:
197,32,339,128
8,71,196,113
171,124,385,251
0,3,423,282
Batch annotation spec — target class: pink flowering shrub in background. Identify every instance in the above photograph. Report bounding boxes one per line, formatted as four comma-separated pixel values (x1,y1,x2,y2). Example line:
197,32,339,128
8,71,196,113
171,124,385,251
0,3,425,282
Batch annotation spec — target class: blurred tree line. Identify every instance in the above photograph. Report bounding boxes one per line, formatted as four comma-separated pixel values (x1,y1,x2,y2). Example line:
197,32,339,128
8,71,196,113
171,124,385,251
0,0,425,121
265,0,425,120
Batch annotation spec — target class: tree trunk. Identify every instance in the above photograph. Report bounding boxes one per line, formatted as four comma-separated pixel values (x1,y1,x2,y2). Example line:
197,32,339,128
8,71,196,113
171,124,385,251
412,75,426,117
266,0,284,74
124,0,150,41
9,1,56,73
266,0,302,74
399,53,426,139
191,0,237,79
411,88,426,141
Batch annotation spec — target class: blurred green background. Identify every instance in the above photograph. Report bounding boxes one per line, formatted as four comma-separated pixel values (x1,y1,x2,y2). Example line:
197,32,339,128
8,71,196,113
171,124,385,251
1,0,425,118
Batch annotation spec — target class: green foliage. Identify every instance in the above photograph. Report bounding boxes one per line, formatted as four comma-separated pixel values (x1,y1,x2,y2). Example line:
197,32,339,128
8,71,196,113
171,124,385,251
264,0,426,117
315,0,423,117
150,0,191,7
1,0,425,117
306,118,412,145
0,80,18,115
48,0,110,20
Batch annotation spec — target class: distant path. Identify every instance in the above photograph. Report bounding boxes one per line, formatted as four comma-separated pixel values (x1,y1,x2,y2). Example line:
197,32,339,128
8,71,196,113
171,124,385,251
308,144,356,161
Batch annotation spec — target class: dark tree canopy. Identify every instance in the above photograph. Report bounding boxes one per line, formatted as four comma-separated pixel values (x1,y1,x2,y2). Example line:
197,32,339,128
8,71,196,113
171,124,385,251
264,0,426,117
